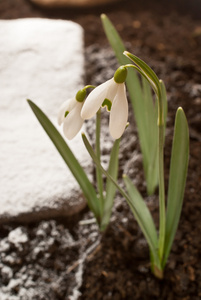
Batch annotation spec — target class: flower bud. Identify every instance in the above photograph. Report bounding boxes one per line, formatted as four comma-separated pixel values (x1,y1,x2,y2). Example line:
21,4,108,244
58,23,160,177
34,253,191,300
114,66,127,84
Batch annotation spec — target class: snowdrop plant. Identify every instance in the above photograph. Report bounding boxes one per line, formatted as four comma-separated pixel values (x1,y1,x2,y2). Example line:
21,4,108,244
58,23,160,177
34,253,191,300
81,51,189,278
27,66,129,232
27,16,189,278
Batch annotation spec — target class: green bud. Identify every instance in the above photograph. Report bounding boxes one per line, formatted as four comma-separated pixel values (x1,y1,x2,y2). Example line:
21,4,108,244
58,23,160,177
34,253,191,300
114,66,127,84
76,89,87,102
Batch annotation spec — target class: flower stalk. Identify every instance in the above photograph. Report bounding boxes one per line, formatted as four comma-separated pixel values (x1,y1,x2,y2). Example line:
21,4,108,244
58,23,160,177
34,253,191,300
157,82,166,263
95,108,104,219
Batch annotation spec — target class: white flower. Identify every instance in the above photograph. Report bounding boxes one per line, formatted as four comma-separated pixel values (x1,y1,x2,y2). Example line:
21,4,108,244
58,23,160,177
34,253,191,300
58,98,84,140
81,78,128,139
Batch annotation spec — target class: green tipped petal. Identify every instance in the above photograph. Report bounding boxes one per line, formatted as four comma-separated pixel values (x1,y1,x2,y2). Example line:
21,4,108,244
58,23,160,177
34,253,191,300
81,79,114,119
63,102,84,140
102,98,112,111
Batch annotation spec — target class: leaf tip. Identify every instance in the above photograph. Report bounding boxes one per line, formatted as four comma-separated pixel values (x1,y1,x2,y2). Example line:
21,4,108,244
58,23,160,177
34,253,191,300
177,106,183,112
101,13,106,20
123,50,129,56
27,99,33,107
176,106,186,119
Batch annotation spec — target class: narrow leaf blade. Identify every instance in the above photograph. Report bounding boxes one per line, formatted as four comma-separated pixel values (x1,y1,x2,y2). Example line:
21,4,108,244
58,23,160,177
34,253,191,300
141,77,159,195
160,80,168,132
163,107,189,266
101,14,159,195
101,14,127,65
123,175,158,249
101,14,142,112
100,138,120,231
27,99,100,220
82,132,160,266
124,51,160,93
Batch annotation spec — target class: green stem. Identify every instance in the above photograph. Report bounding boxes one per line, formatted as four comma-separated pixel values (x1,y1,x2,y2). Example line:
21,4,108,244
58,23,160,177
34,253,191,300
158,85,166,263
96,109,104,218
124,64,159,97
84,85,96,90
126,63,166,262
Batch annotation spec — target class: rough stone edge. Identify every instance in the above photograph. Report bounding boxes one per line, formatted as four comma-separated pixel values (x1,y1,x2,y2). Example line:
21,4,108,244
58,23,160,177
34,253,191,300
0,196,86,225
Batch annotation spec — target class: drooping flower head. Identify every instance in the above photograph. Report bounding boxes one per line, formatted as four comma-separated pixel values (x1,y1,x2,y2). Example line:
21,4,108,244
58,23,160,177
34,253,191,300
58,89,86,140
81,66,128,139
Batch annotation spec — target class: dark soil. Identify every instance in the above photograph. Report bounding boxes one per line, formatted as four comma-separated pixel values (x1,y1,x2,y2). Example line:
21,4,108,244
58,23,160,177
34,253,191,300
0,0,201,299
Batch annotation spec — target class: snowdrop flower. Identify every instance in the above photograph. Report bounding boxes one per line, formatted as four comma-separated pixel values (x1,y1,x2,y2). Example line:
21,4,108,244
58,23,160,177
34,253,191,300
81,66,128,139
58,89,86,140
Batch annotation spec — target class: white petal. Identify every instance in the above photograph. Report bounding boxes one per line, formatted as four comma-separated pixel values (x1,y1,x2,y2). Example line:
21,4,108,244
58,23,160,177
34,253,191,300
105,78,118,102
63,102,84,140
81,78,114,120
109,83,128,139
57,98,76,125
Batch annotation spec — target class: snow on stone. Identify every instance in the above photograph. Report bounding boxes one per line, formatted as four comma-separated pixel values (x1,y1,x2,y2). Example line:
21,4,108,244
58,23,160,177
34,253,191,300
0,18,90,223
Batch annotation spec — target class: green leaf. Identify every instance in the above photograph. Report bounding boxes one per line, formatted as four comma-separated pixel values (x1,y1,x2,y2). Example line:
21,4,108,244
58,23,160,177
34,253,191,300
160,80,168,132
123,176,159,261
100,14,142,113
124,51,160,95
141,77,159,195
95,109,104,217
27,99,101,222
100,138,120,231
101,14,127,65
82,133,161,269
163,107,189,267
82,133,120,192
101,14,159,195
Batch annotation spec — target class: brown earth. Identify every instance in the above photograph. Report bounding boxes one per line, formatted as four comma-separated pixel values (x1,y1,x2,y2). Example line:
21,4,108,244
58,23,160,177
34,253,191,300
0,0,201,299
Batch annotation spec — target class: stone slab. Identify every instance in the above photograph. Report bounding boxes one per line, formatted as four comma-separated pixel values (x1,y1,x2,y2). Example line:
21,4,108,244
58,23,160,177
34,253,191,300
0,18,90,224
